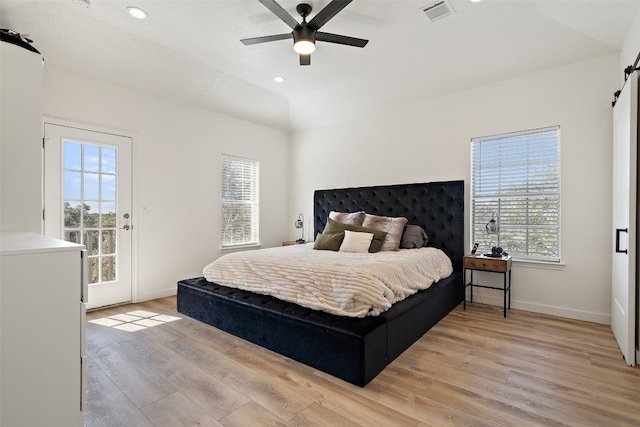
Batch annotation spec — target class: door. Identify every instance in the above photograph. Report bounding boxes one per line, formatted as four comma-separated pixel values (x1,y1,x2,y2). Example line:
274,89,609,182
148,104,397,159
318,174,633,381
44,122,132,309
612,71,638,366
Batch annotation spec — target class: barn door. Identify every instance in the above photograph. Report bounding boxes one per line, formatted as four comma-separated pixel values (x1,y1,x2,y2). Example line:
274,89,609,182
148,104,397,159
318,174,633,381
612,71,638,366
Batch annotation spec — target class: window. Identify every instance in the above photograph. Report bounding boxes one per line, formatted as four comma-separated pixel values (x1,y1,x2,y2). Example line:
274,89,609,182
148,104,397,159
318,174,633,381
471,126,560,261
221,154,259,247
63,140,118,283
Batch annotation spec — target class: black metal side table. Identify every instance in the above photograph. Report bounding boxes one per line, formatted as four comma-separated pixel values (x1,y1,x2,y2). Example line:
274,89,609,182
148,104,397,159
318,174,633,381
463,254,512,317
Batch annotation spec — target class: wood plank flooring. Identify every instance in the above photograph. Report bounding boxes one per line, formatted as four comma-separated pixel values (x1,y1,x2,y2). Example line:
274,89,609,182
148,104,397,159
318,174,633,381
85,297,640,426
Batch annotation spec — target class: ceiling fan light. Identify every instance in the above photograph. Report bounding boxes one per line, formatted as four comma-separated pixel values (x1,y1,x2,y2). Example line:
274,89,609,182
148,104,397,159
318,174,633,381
294,39,315,55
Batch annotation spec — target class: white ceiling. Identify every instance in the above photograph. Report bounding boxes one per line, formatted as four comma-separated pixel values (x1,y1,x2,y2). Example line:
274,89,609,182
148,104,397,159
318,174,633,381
1,0,638,131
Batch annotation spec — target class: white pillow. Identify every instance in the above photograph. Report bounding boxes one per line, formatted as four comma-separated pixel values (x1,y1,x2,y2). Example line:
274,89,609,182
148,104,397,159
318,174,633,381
339,230,374,253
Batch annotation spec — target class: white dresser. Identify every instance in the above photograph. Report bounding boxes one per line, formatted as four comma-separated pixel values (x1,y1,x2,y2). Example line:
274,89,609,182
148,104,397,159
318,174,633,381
1,232,86,427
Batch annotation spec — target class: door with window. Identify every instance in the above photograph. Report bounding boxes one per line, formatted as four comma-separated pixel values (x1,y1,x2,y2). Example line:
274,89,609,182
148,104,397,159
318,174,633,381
44,123,132,309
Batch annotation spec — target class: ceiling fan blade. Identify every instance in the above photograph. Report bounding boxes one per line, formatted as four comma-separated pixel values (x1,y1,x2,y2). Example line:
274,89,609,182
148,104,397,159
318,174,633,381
308,0,352,30
258,0,299,30
241,33,292,45
316,32,368,48
300,54,310,66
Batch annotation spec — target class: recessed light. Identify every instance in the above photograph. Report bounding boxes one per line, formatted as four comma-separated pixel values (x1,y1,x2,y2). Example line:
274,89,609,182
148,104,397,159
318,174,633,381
470,0,482,2
274,76,285,83
126,6,148,19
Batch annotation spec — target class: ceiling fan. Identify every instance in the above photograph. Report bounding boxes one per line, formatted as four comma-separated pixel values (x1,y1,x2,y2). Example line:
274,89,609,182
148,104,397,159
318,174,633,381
241,0,368,66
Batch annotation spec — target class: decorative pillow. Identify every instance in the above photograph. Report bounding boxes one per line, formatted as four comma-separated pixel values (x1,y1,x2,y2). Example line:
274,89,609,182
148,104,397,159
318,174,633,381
339,230,374,253
329,210,366,226
323,218,387,253
362,214,408,251
400,225,429,249
313,232,345,251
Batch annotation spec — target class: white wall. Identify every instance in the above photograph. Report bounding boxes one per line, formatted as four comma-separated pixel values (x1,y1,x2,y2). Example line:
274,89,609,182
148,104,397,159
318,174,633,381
0,43,43,233
43,64,290,302
290,53,619,324
620,6,640,81
39,12,638,316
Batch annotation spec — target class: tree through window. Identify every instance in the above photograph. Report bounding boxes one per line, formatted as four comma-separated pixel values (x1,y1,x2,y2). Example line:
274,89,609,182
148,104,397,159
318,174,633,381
471,126,561,261
221,154,259,247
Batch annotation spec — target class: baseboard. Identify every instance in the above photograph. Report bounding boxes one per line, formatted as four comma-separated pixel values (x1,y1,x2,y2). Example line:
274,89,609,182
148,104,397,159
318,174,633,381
466,292,610,324
135,287,177,303
147,287,610,324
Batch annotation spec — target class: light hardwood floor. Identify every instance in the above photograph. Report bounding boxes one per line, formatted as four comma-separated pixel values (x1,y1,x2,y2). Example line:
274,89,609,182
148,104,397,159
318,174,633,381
85,297,640,427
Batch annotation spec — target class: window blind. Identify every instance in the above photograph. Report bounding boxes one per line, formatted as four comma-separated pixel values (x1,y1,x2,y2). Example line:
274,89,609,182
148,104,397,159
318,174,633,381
221,154,259,246
471,126,560,261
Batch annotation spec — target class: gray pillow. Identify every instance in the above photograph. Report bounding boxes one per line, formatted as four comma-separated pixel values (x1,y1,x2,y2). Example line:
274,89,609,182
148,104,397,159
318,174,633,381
329,211,366,225
361,214,408,251
400,225,429,249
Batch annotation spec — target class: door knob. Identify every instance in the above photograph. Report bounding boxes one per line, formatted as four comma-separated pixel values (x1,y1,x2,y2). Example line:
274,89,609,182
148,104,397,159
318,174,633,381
120,224,130,231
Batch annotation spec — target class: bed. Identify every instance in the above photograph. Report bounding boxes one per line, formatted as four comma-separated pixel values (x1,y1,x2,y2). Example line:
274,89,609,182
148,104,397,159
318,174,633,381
177,180,464,386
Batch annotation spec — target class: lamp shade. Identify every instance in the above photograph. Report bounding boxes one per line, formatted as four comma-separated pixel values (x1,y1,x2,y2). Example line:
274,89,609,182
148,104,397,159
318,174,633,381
295,213,305,243
294,39,315,54
485,213,499,234
293,25,316,55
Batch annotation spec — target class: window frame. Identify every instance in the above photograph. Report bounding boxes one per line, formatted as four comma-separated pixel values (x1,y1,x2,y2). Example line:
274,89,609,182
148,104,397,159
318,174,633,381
221,154,260,248
470,126,561,262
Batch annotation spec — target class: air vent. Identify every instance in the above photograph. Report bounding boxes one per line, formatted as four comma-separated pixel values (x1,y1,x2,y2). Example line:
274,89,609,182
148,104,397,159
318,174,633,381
421,0,456,22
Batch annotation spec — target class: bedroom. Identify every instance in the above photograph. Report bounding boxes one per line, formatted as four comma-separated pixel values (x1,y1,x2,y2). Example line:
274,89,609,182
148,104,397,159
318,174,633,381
1,0,640,425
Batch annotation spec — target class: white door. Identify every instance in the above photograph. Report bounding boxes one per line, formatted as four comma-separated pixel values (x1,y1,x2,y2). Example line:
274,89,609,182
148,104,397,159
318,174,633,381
44,123,133,309
612,71,638,366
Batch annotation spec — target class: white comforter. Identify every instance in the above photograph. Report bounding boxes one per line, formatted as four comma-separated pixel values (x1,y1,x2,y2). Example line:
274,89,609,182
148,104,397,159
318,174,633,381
202,244,453,318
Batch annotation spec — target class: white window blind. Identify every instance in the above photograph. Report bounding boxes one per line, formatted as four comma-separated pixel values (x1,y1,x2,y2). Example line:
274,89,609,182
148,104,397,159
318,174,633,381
471,126,560,261
221,154,259,247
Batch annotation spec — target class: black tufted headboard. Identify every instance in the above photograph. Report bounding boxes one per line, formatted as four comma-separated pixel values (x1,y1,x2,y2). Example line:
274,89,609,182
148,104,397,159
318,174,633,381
313,180,464,272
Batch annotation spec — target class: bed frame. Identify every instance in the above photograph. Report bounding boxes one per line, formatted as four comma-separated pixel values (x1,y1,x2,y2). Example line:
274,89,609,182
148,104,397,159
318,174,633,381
177,180,464,386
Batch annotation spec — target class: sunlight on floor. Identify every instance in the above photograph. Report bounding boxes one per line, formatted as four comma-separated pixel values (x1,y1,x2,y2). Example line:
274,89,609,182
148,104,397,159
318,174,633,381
89,309,181,332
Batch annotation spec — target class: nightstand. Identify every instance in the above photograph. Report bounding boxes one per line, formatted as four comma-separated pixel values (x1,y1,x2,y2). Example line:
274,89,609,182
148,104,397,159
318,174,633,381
282,240,305,246
463,254,512,317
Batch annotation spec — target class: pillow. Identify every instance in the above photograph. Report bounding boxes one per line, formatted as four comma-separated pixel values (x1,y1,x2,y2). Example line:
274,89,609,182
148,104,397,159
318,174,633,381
400,225,429,249
339,230,374,253
329,210,366,226
362,214,408,251
313,232,345,251
323,218,387,253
